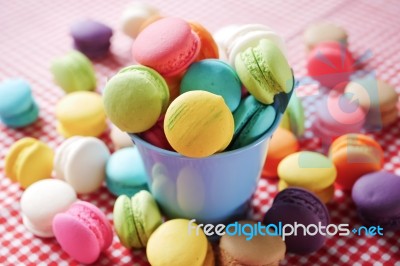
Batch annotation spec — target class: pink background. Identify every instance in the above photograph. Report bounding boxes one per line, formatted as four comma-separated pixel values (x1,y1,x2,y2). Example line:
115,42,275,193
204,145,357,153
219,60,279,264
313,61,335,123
1,0,400,265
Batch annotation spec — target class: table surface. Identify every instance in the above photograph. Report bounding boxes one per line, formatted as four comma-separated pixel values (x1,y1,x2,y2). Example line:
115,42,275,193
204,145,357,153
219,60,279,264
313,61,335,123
1,0,400,265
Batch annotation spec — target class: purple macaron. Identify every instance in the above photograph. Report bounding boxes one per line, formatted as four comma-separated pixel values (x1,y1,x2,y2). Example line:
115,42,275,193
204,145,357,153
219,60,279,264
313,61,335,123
352,171,400,230
70,19,113,59
263,188,330,255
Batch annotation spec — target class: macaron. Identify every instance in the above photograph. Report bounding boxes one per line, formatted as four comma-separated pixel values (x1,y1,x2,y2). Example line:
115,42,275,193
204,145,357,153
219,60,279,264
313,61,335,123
106,147,149,197
277,151,337,203
120,2,160,39
329,134,383,190
263,188,330,255
132,17,200,77
103,65,169,133
262,127,299,178
147,219,212,266
224,24,287,66
229,95,279,150
279,92,305,137
213,24,240,61
189,21,219,61
51,51,96,93
53,201,113,264
113,191,162,248
110,123,133,150
307,41,354,88
70,19,113,59
180,59,242,112
5,137,54,189
55,91,107,137
0,79,39,128
303,22,348,51
164,90,234,157
20,179,77,237
235,38,293,105
54,136,110,194
313,93,366,146
352,171,400,230
218,220,285,266
345,76,399,129
139,115,172,150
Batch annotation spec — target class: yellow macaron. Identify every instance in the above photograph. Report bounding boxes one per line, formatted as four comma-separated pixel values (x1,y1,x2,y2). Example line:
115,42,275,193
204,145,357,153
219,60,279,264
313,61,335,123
5,138,54,189
164,90,234,158
56,91,107,137
277,151,337,203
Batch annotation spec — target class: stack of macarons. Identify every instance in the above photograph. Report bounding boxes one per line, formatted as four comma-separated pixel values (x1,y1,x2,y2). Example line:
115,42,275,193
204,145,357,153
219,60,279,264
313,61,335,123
0,79,40,128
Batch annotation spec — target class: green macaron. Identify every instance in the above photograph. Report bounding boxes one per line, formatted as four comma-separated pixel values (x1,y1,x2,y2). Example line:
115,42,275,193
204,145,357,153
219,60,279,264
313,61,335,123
235,39,293,105
103,65,169,133
51,51,96,93
113,191,162,249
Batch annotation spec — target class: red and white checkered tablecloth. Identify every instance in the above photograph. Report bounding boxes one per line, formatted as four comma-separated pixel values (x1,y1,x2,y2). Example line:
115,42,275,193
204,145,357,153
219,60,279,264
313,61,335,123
1,0,400,265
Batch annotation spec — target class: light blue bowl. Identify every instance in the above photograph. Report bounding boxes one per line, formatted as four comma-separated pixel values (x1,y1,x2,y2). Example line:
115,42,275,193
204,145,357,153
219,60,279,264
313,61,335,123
129,110,282,225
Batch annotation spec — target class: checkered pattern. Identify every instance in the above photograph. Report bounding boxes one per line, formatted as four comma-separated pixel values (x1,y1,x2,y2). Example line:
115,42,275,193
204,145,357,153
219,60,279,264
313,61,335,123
0,0,399,265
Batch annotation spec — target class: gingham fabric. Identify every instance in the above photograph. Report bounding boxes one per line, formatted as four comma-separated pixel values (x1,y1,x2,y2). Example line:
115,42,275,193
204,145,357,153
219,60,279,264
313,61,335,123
1,0,399,265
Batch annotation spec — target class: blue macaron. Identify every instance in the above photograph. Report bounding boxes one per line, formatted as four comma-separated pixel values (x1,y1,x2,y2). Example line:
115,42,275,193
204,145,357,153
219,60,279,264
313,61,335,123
106,146,149,197
0,79,39,128
180,59,242,112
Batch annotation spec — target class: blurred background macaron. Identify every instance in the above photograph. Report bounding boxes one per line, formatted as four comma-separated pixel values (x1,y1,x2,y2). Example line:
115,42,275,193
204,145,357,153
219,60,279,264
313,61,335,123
277,151,337,203
70,19,113,59
54,136,110,194
352,171,400,230
279,93,305,137
106,146,149,197
345,76,399,129
51,51,96,93
303,22,348,52
5,137,54,189
110,123,133,150
218,220,285,266
20,179,77,237
264,188,330,255
0,79,39,128
55,91,107,137
113,191,162,249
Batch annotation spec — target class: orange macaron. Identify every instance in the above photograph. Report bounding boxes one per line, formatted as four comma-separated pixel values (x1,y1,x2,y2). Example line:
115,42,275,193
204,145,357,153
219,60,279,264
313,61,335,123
262,127,299,178
189,21,219,61
329,133,383,190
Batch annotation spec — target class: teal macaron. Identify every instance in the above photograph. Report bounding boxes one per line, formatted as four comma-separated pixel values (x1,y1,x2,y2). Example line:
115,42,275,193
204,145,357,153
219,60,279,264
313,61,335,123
0,79,39,128
180,59,242,112
229,95,278,150
113,191,162,248
51,51,96,93
106,146,149,197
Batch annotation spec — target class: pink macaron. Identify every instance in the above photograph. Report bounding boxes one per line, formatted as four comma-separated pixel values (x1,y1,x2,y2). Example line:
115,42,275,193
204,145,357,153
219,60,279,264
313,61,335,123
132,17,200,77
307,41,354,89
53,201,113,264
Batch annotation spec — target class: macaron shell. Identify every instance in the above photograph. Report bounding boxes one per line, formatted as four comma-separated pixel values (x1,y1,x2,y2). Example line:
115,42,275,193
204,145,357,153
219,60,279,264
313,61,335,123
20,179,77,237
113,195,140,248
70,19,112,44
132,17,201,77
278,180,334,203
56,117,107,138
146,219,208,266
1,100,39,128
189,21,219,61
203,243,215,266
277,151,336,191
120,2,159,38
304,22,347,51
64,137,110,194
103,65,169,133
164,90,234,158
5,137,37,181
131,190,162,247
0,79,33,117
235,39,293,104
110,124,133,150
